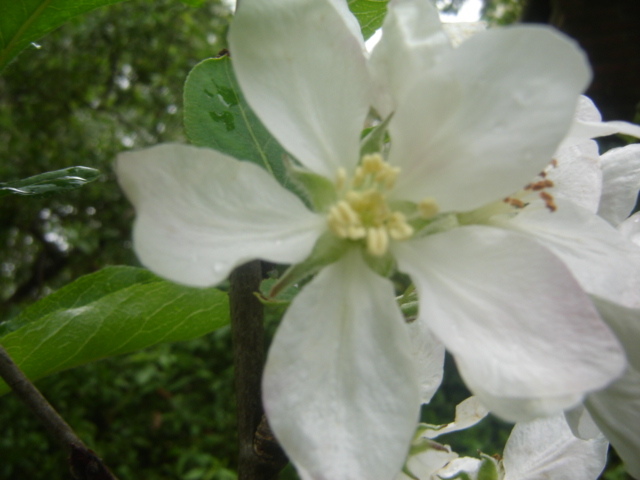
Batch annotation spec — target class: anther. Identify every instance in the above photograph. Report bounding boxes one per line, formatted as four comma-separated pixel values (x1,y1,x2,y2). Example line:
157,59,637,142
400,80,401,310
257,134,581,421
539,191,557,212
366,227,389,257
418,197,439,219
387,212,414,240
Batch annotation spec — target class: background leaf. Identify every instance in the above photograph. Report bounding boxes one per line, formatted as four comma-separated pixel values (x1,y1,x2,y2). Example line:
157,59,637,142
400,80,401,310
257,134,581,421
178,0,207,6
0,166,101,199
183,55,298,193
0,0,127,73
347,0,389,40
0,266,229,395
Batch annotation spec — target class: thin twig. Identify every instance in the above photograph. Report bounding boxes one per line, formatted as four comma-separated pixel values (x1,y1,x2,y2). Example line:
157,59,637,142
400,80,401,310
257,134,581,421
0,342,118,480
229,261,287,480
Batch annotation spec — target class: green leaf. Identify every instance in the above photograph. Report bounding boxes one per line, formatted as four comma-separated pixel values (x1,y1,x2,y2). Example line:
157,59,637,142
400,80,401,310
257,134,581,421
178,0,206,6
0,266,229,395
184,55,296,193
0,0,127,73
347,0,389,40
0,166,101,199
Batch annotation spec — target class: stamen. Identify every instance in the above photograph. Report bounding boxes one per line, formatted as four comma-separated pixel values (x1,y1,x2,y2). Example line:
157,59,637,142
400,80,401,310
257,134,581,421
387,212,414,240
326,154,418,256
540,191,557,212
366,227,389,257
418,197,439,219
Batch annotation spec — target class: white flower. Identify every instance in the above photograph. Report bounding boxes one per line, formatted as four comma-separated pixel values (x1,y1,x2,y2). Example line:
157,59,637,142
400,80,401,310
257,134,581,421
435,413,608,480
395,397,489,480
460,96,640,419
493,96,640,479
565,120,640,479
116,1,626,479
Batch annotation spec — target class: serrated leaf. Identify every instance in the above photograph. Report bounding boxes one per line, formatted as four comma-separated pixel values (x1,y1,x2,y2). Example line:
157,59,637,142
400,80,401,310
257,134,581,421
0,0,127,73
347,0,389,40
0,166,101,199
0,266,229,395
184,55,298,193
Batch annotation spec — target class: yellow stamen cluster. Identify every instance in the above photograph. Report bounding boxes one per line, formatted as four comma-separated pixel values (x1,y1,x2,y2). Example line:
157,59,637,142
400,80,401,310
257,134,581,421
327,154,414,257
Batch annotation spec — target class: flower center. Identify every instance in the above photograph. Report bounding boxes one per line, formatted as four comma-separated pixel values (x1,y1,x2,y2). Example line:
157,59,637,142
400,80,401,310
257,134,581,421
327,153,417,257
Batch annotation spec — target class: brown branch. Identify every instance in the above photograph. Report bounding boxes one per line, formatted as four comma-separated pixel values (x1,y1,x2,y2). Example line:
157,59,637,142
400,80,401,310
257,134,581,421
228,261,287,480
0,342,118,480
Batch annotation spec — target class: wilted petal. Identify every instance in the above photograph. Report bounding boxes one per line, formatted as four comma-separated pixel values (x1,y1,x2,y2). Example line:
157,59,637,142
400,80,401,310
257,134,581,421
493,199,640,309
229,0,371,178
598,144,640,226
585,366,640,480
392,226,625,421
407,318,445,404
389,26,590,211
503,413,608,480
263,249,420,480
116,144,324,287
369,0,451,116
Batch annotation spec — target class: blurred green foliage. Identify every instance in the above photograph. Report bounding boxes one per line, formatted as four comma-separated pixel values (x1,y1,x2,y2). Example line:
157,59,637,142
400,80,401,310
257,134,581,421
0,0,232,314
0,329,238,479
481,0,524,25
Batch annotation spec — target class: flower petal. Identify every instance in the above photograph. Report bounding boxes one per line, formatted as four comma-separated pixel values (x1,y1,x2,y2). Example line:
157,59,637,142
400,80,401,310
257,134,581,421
493,199,640,309
619,211,640,246
392,226,625,421
564,404,603,441
585,366,640,480
422,396,489,439
590,296,640,372
469,391,586,424
436,457,482,479
262,249,420,480
545,140,602,213
503,413,608,480
407,318,445,404
228,0,371,178
116,144,325,287
598,144,640,226
388,26,590,211
398,445,458,480
560,96,640,148
368,0,451,116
